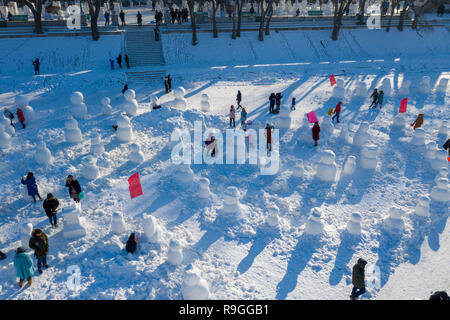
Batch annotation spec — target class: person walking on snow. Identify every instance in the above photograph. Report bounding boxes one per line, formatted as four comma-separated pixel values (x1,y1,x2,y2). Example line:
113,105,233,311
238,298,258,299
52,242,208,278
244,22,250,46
229,105,236,128
236,90,242,107
443,138,450,156
137,11,142,26
164,76,169,94
32,58,40,75
119,9,125,26
369,88,378,108
412,113,424,130
240,107,248,129
291,97,296,111
264,123,274,152
167,74,172,92
332,101,342,123
65,175,82,203
124,54,130,69
117,54,122,69
28,228,49,274
17,107,25,128
375,90,384,108
350,258,367,300
104,11,110,26
269,93,276,113
13,247,35,288
275,92,282,110
109,58,114,70
43,193,60,228
312,121,320,146
154,26,160,41
21,172,42,202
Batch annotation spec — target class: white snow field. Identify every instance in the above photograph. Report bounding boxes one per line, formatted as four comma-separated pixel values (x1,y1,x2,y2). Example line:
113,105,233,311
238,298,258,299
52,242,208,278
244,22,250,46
0,26,449,300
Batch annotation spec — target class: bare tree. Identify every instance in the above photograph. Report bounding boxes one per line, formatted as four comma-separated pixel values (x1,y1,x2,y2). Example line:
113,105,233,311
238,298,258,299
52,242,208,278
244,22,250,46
357,0,367,25
411,0,432,29
17,0,43,34
256,0,273,41
397,0,409,31
264,0,274,36
331,0,352,40
386,0,398,32
86,0,101,41
187,0,198,45
207,0,220,38
232,0,237,39
236,0,244,37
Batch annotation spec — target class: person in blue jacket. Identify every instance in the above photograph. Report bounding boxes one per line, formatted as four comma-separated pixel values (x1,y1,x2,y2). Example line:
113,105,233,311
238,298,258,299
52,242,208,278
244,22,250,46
21,172,42,202
13,247,35,288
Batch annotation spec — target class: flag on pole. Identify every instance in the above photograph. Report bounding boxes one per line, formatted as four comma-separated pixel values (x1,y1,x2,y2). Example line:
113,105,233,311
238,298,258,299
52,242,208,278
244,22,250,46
307,111,319,123
128,172,143,199
399,97,408,113
329,74,337,86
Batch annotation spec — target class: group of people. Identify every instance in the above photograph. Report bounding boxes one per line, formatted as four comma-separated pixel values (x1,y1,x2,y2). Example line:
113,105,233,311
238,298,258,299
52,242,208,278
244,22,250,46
170,7,189,24
369,88,384,109
269,92,283,113
4,106,26,129
110,53,130,70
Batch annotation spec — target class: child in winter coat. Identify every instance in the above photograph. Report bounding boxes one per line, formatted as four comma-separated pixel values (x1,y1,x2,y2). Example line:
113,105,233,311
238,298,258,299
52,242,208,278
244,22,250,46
332,101,342,123
229,105,236,128
369,89,378,108
236,90,242,107
13,247,35,287
17,107,25,129
375,90,384,108
29,228,49,273
43,193,60,228
291,97,296,111
412,114,424,130
65,175,82,203
240,107,248,129
312,121,320,146
126,233,139,253
21,172,42,202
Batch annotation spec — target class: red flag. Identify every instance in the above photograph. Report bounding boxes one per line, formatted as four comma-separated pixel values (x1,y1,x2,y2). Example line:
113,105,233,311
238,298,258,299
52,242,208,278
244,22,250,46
329,74,336,86
128,172,143,199
399,97,408,113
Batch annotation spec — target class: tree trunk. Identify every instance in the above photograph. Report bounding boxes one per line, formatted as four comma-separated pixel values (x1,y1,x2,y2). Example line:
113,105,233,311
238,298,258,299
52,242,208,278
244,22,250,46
20,0,43,34
397,1,408,31
411,1,431,30
87,0,101,41
212,0,218,38
232,0,237,39
331,0,351,40
265,1,273,36
386,0,396,32
358,0,367,25
258,1,267,41
188,0,198,45
237,0,243,37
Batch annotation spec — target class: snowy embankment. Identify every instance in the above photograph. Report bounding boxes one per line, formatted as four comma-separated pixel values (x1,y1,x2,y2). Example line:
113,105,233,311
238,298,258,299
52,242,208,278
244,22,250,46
0,27,449,300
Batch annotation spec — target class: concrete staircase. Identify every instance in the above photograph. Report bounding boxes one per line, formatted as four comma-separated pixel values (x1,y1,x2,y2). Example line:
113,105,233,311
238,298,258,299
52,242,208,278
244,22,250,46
124,29,166,85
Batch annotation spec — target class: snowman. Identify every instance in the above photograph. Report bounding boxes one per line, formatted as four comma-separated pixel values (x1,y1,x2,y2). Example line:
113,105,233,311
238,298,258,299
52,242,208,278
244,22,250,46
332,79,345,99
305,208,324,235
116,114,133,142
197,177,211,199
0,126,11,149
15,95,36,123
0,115,14,136
343,155,357,175
90,134,105,155
81,155,99,180
100,97,113,115
70,91,88,120
418,76,431,94
398,79,411,96
35,138,52,165
111,212,127,235
346,212,362,236
167,239,184,266
143,214,163,243
64,116,82,143
122,89,138,117
181,265,210,300
315,150,337,182
354,82,367,98
380,78,392,96
129,143,144,164
200,93,211,112
172,87,187,110
353,122,370,147
266,205,280,228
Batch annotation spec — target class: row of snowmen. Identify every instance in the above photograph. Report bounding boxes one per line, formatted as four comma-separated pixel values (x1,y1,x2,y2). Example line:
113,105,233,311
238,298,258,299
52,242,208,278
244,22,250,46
332,76,448,100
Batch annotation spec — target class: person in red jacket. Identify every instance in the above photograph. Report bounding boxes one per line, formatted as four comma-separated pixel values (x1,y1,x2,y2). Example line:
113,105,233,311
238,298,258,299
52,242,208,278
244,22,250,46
332,101,342,123
312,121,320,146
17,108,25,129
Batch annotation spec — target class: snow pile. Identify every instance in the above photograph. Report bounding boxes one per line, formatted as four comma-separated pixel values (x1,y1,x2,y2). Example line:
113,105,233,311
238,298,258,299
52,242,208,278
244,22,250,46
315,150,337,182
111,212,127,235
35,138,52,165
411,128,426,146
90,134,105,155
174,164,195,185
438,120,447,136
430,177,449,203
197,177,211,199
354,82,367,97
181,265,210,300
70,92,88,120
338,126,350,143
277,105,292,129
380,78,392,96
116,114,133,142
291,159,304,178
320,117,334,137
167,239,183,266
353,122,370,147
0,115,14,136
430,149,448,171
222,186,242,217
100,97,113,115
360,144,378,170
266,204,280,228
122,89,138,117
149,95,160,108
142,214,163,243
0,126,11,149
332,79,345,99
343,155,357,175
435,167,448,184
64,116,82,143
200,93,211,112
383,207,405,235
398,79,411,95
435,78,448,93
129,143,144,164
81,155,99,180
15,95,36,123
393,114,406,128
346,212,362,236
62,204,86,240
20,223,33,249
425,142,438,160
305,208,324,235
418,76,431,94
414,195,430,217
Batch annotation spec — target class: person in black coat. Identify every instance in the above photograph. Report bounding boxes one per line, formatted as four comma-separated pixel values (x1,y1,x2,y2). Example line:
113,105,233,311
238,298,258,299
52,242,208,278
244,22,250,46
275,92,282,110
119,10,125,26
43,193,59,228
369,89,378,108
124,54,130,69
32,58,40,75
117,54,122,69
167,74,172,92
122,83,129,94
350,258,367,300
269,93,276,113
443,138,450,156
65,175,82,203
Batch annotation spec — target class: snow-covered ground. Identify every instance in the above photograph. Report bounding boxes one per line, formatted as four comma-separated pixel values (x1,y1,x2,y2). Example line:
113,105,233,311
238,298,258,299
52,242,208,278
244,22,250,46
0,26,448,300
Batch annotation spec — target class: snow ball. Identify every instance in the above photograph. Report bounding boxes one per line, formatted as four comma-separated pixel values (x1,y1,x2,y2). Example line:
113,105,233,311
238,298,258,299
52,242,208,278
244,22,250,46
111,212,127,235
414,195,430,217
124,89,136,101
343,155,357,175
305,208,324,235
182,266,210,300
173,87,186,99
15,95,29,108
70,92,84,105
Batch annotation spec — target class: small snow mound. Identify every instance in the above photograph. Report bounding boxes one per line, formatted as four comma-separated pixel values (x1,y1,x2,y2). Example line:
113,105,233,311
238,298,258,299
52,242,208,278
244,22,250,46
435,78,448,93
418,76,431,94
411,128,426,146
277,105,292,129
198,177,211,199
35,139,52,165
305,208,324,235
222,186,242,215
62,203,86,240
143,214,163,243
315,150,337,182
346,212,362,235
174,98,188,110
353,122,370,147
15,95,29,107
380,78,392,96
354,82,367,97
129,143,144,164
81,155,99,180
90,135,105,154
21,223,33,249
291,159,304,178
111,212,127,235
174,164,195,184
182,265,210,300
266,205,280,227
425,142,438,160
393,114,406,128
414,195,430,217
360,144,378,170
339,126,350,143
398,80,411,95
167,239,183,266
383,207,405,235
200,100,211,112
0,116,15,136
430,178,449,203
438,120,447,136
435,167,449,184
343,155,357,175
173,87,186,99
0,128,11,149
431,150,448,170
